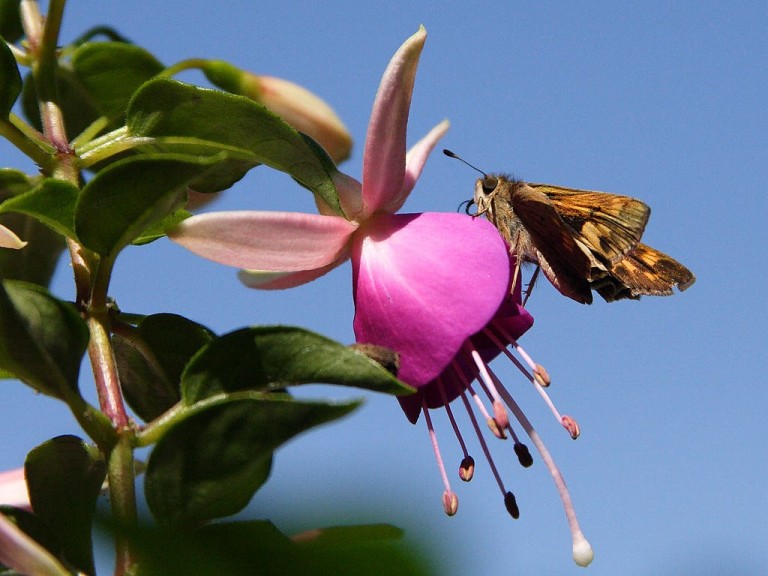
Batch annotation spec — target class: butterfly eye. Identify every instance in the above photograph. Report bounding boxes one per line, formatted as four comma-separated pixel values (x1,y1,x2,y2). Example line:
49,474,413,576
482,176,498,194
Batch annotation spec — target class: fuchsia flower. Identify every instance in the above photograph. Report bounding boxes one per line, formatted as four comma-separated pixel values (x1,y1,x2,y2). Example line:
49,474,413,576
170,26,593,567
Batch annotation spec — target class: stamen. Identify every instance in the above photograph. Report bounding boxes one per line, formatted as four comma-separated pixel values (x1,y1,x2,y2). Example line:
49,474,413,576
493,373,594,566
483,326,576,437
465,354,533,468
467,345,510,429
421,397,458,516
459,391,519,519
463,372,506,440
436,376,475,481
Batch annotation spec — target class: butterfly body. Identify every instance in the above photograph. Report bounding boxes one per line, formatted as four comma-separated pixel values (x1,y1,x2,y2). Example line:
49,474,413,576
472,175,695,304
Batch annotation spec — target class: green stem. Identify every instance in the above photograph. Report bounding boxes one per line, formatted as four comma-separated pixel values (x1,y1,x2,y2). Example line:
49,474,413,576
0,117,55,169
86,255,139,576
107,434,138,576
32,0,70,153
158,57,210,78
86,255,130,430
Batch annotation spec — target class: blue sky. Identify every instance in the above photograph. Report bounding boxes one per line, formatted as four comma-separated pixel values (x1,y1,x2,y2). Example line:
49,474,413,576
1,2,766,574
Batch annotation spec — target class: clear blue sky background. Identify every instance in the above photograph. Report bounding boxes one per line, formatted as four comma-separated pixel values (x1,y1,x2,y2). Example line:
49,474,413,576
1,2,766,574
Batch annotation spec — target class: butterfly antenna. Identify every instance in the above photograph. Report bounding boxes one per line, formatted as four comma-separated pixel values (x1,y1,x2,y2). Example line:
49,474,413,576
443,149,487,177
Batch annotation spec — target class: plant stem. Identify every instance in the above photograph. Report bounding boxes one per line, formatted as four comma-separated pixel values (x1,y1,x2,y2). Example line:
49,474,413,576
23,2,140,574
86,311,130,430
107,434,138,576
0,118,55,169
86,254,139,574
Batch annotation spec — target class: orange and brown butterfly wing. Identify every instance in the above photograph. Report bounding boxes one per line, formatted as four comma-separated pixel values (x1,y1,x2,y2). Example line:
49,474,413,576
531,184,651,265
601,242,696,301
508,182,595,304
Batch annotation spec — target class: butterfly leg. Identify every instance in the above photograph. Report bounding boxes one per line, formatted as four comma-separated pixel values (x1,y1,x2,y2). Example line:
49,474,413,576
522,265,540,307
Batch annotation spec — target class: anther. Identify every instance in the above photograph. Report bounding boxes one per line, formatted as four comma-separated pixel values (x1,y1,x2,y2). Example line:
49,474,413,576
459,456,475,482
533,363,551,387
442,490,459,516
493,399,510,429
504,491,520,519
486,417,507,440
514,442,534,468
561,415,580,440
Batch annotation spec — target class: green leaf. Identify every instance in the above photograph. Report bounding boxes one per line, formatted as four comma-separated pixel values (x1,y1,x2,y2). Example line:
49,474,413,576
0,34,21,118
126,78,341,211
0,281,88,398
145,396,358,524
72,42,164,122
132,208,190,245
0,169,32,196
0,215,65,286
0,173,66,286
182,326,412,404
0,2,23,43
25,435,106,575
114,313,214,422
126,520,434,576
75,152,225,256
295,524,404,547
0,178,79,240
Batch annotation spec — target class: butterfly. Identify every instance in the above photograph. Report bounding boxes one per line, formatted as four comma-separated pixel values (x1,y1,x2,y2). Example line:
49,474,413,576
445,150,696,304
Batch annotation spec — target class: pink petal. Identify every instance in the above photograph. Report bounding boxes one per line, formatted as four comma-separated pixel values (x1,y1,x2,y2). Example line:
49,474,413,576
169,211,357,270
393,119,450,211
0,512,69,576
0,468,30,510
238,251,350,289
398,296,534,423
352,212,511,388
361,26,426,217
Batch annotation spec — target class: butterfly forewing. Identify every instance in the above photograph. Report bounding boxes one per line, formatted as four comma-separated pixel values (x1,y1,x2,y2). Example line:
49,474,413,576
530,185,650,265
507,182,595,303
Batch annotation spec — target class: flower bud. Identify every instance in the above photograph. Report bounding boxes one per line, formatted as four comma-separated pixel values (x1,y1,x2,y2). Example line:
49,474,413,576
203,60,352,163
0,225,27,249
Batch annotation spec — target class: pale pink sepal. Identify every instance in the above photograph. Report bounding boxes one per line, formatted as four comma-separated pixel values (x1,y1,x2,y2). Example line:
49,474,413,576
395,119,450,212
238,252,349,290
0,512,69,576
0,468,30,510
0,225,27,249
361,26,426,217
353,212,510,388
169,211,357,270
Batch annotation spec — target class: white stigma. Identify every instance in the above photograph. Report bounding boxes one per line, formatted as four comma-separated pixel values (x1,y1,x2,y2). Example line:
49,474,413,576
572,531,594,567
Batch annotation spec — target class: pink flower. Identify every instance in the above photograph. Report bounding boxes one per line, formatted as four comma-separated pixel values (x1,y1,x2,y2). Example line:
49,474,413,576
170,25,593,567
